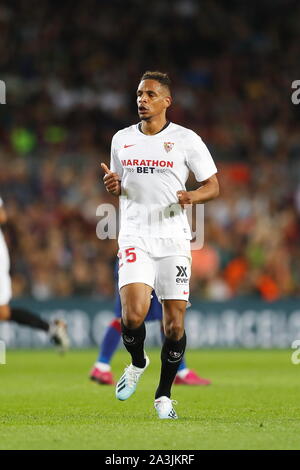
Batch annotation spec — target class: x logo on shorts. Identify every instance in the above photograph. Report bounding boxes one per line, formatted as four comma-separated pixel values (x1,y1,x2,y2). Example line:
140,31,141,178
176,266,187,277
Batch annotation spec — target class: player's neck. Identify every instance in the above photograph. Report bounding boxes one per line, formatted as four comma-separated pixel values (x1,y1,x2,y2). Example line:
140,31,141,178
140,116,168,135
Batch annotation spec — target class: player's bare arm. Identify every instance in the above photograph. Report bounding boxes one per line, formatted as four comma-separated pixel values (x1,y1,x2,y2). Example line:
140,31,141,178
0,207,8,225
101,163,121,196
177,174,219,207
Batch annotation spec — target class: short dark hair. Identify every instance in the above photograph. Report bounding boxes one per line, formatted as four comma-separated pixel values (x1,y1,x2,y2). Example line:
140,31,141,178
140,71,171,94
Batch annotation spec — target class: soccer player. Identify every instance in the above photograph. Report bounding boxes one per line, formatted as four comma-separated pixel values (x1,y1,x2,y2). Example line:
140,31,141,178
101,71,219,419
90,270,211,386
0,196,70,350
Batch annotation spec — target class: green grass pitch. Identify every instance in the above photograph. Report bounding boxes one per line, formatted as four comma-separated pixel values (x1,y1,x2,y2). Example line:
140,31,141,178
0,349,299,450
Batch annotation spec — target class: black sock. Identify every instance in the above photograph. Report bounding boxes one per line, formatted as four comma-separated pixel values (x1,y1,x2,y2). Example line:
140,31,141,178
10,308,49,332
155,332,187,399
121,320,146,368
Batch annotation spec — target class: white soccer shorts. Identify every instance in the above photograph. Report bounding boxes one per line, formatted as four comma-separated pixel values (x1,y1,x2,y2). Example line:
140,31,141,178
118,237,191,304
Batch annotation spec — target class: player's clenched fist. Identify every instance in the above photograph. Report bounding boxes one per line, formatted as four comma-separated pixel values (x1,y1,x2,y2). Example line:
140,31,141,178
101,163,121,196
177,190,195,208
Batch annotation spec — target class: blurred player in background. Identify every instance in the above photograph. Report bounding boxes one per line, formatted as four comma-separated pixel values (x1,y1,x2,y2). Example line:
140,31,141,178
101,71,219,419
90,265,211,386
0,196,70,351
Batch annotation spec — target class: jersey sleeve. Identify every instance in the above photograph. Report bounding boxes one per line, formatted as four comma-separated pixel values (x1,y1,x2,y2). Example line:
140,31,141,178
110,133,123,179
186,131,217,182
0,196,3,207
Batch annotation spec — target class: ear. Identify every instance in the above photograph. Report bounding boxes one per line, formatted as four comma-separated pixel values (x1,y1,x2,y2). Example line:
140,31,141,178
165,96,172,109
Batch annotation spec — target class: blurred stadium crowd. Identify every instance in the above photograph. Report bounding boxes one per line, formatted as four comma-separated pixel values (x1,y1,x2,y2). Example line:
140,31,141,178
0,0,299,301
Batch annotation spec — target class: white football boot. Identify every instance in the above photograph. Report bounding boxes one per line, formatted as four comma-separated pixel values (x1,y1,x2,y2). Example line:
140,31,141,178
116,355,150,401
154,396,178,419
49,319,70,352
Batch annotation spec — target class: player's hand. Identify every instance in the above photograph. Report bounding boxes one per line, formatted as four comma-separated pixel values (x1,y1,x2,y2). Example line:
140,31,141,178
177,190,195,208
101,163,121,196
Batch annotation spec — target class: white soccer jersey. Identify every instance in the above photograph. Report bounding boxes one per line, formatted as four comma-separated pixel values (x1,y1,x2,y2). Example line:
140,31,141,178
110,122,217,239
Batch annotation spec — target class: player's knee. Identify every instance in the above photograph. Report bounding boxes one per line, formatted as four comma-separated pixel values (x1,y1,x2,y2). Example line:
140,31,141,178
122,305,145,329
163,302,186,340
123,315,143,329
164,319,184,341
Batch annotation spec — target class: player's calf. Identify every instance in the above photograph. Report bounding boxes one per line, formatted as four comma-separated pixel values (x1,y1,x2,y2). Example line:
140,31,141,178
155,333,187,405
121,319,147,368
